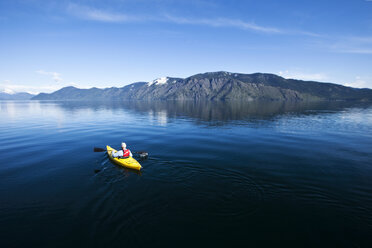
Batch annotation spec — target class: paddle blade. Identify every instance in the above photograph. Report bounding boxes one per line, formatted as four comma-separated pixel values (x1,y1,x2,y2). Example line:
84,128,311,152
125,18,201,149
135,151,148,154
135,151,148,159
94,147,106,152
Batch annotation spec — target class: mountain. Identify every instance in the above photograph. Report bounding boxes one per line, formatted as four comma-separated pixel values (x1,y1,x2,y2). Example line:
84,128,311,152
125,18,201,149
32,72,372,101
0,92,35,100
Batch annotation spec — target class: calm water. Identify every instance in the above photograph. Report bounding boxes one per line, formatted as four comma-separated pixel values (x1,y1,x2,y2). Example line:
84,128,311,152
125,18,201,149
0,100,372,247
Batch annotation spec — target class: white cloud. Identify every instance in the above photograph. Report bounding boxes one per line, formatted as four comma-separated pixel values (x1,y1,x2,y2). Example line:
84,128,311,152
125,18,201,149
344,76,371,89
278,70,328,81
164,15,282,34
67,3,138,22
36,70,63,83
0,80,16,94
278,72,372,89
63,3,329,37
66,4,317,35
164,15,325,36
337,49,372,54
328,36,372,54
1,71,71,94
1,74,97,95
0,81,61,95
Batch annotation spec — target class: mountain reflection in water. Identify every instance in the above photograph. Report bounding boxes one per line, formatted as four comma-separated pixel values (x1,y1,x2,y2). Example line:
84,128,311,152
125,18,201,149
50,100,371,124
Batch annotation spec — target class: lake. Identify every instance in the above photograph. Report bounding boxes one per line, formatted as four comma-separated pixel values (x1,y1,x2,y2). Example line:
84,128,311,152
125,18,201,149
0,100,371,247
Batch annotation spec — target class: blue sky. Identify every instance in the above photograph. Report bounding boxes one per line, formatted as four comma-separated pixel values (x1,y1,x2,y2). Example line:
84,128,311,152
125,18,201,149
1,0,372,93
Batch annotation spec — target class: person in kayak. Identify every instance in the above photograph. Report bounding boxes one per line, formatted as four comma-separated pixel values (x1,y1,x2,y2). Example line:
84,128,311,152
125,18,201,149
112,142,133,158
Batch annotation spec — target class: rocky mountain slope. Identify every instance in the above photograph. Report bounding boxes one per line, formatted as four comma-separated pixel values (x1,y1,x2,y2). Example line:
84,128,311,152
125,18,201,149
32,72,372,101
0,92,35,100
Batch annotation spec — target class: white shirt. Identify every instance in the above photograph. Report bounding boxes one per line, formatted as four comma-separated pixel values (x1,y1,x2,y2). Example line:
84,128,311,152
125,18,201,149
112,149,133,158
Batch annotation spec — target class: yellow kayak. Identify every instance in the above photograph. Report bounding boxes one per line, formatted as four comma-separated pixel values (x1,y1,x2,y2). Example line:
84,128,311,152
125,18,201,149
106,145,142,171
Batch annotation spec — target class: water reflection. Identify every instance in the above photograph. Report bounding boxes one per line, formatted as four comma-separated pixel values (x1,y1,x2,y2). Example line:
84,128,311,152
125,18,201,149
2,100,371,126
50,100,372,124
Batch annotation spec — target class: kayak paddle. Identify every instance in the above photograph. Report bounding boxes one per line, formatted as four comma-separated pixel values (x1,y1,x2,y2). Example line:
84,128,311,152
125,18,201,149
93,147,148,158
94,147,106,152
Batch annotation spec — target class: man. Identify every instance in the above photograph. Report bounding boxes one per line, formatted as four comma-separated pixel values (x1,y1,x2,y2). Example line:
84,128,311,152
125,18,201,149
112,142,133,158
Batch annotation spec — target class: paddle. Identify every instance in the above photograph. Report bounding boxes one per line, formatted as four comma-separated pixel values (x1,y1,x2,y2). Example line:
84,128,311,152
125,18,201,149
94,147,106,152
93,147,149,158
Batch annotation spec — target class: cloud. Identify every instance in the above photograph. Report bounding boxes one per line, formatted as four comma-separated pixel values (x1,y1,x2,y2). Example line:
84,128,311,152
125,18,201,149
328,36,372,54
0,80,16,94
164,15,282,34
337,49,372,54
344,76,371,89
36,70,63,83
278,70,328,81
67,3,140,22
63,3,329,37
165,15,325,36
0,80,94,94
0,81,62,95
279,71,372,89
66,3,320,35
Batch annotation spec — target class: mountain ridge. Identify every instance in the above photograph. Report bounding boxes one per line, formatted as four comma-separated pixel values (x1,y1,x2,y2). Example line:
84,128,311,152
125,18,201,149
0,92,35,100
32,71,372,101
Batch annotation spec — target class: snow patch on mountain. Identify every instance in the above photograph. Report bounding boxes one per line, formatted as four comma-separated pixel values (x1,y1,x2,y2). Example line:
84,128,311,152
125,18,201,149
148,77,169,86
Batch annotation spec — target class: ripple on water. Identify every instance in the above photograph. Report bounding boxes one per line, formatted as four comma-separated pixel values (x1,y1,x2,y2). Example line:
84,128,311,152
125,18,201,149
83,155,265,246
188,167,264,219
143,158,265,220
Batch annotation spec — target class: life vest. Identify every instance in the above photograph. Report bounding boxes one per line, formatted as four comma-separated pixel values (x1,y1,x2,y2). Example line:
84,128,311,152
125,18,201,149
122,148,131,157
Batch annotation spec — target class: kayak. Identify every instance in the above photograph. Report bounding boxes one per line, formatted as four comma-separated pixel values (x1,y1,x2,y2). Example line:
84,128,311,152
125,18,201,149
106,145,142,171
